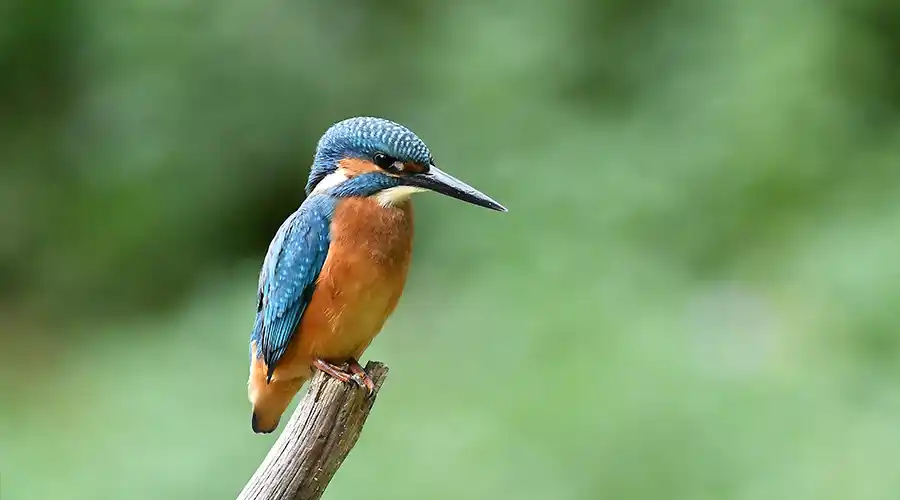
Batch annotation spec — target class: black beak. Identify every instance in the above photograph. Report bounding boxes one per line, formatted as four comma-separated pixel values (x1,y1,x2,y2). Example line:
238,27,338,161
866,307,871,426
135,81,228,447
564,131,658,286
404,165,507,212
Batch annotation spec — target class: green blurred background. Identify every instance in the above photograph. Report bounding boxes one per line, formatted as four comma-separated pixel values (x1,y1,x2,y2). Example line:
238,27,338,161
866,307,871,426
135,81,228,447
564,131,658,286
3,0,900,498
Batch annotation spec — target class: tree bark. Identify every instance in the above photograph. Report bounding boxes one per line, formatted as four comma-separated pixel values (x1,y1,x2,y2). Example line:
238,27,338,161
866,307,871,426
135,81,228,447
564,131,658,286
237,361,389,500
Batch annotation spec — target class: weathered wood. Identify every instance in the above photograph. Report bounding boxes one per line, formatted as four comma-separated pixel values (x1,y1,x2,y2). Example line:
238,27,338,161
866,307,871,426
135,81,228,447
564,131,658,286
237,361,389,500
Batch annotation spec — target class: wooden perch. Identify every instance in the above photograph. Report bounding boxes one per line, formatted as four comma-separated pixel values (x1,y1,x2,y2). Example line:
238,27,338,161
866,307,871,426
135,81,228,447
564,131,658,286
237,361,389,500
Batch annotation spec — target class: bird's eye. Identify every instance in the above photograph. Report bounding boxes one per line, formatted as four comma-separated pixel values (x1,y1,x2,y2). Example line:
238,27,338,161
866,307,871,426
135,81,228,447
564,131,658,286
373,153,401,172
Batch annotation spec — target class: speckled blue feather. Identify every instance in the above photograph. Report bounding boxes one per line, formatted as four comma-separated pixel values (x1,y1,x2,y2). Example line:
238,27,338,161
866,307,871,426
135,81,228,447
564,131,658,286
306,117,434,194
251,194,336,377
327,172,403,198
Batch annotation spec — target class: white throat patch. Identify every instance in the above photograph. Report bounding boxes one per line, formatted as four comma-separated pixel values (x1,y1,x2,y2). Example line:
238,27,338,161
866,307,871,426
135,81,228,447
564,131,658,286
375,186,427,207
311,168,350,194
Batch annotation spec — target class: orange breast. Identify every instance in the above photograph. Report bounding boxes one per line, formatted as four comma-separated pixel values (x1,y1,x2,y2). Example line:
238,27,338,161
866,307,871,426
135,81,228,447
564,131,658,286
271,197,414,380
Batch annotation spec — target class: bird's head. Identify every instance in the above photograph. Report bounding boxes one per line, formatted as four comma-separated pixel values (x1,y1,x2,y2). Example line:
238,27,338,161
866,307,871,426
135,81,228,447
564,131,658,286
306,117,506,212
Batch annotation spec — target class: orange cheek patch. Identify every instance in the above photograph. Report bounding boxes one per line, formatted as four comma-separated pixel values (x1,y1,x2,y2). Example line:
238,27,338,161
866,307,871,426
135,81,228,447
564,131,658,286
338,158,380,175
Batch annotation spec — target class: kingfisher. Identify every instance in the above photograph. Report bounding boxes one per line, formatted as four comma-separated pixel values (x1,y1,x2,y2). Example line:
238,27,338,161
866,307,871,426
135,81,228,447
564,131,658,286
248,116,506,433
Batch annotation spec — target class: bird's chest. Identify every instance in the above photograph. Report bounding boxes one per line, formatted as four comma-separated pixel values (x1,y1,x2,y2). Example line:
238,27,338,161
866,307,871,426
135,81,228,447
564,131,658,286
314,198,414,342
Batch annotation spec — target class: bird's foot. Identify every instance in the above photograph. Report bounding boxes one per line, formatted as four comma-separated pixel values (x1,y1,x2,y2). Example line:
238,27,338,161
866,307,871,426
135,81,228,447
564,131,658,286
313,358,354,383
347,358,376,394
313,358,375,395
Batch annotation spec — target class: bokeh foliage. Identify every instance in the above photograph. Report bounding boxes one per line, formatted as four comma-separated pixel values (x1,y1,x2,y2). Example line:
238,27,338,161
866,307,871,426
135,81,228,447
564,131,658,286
3,0,900,498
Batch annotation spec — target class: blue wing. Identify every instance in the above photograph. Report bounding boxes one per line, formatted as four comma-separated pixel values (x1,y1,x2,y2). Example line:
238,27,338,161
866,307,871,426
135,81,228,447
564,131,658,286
251,197,333,379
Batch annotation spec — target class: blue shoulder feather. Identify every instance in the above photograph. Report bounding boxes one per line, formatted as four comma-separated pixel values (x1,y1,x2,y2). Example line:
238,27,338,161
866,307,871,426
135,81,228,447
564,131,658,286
251,195,335,379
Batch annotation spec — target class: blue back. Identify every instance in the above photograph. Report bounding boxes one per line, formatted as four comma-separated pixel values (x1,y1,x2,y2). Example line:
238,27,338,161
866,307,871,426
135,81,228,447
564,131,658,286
251,195,335,377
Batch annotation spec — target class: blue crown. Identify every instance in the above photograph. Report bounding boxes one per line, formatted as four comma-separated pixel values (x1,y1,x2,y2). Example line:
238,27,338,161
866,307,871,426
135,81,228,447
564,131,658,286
307,117,434,194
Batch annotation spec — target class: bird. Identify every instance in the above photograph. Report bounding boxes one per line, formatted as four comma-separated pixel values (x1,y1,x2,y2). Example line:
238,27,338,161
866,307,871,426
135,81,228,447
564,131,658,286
247,116,506,433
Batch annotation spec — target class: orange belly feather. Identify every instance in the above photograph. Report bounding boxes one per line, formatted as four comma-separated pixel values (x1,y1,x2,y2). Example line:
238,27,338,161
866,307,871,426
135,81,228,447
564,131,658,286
265,197,413,382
